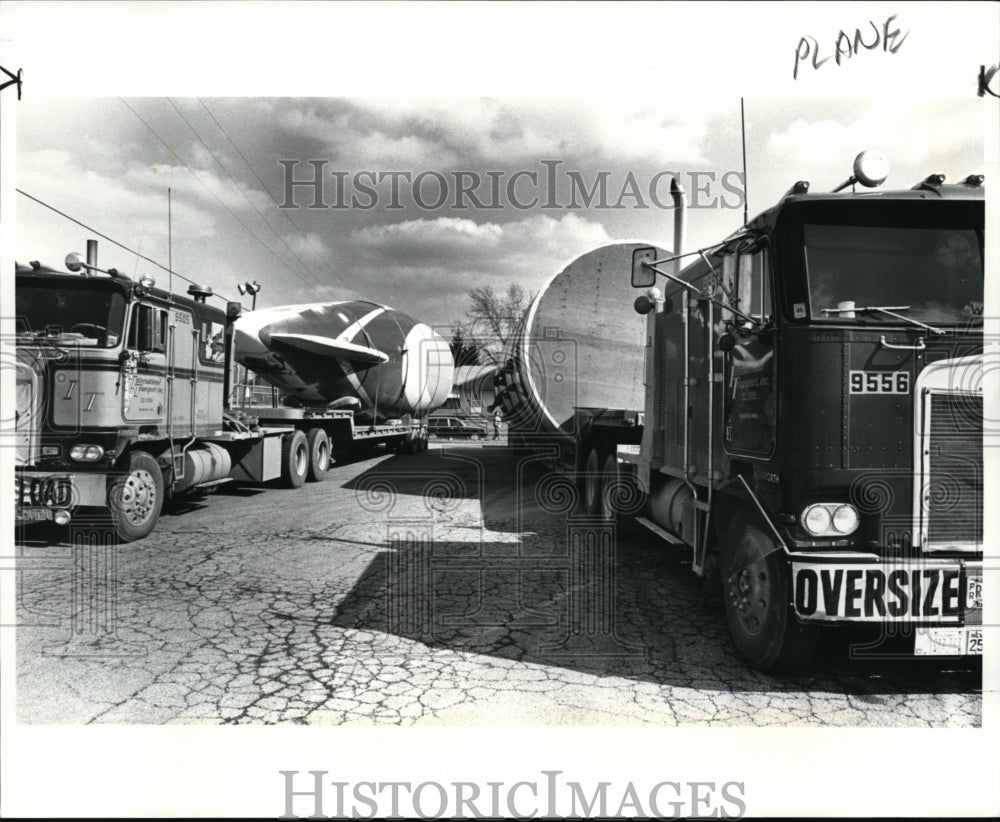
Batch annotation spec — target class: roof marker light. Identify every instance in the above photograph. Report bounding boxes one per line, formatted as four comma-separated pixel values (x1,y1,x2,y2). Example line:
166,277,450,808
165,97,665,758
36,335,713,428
914,173,946,188
781,180,810,199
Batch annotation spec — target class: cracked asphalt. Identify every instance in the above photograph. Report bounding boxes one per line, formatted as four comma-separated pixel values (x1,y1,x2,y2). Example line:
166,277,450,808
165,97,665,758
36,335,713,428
15,445,981,726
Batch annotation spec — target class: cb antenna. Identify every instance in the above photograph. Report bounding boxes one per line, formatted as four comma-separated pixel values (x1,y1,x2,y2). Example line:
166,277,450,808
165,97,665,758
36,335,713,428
740,97,748,227
168,187,173,296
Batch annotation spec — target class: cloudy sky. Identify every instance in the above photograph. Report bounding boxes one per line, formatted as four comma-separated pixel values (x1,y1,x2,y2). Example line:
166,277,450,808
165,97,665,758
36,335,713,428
14,96,986,329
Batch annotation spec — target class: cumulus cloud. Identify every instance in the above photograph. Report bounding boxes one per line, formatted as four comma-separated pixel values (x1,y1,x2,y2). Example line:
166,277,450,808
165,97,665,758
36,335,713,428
349,212,610,273
278,98,731,171
286,230,333,260
767,100,982,169
338,212,615,322
17,149,220,250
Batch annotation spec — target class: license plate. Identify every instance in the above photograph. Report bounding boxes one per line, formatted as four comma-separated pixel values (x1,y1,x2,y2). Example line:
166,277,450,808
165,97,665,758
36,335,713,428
17,507,53,522
967,575,982,610
914,626,983,656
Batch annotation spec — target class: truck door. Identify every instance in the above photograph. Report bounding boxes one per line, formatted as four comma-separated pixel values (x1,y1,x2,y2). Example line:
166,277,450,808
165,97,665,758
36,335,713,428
168,306,196,436
722,246,776,458
122,302,168,424
194,315,226,435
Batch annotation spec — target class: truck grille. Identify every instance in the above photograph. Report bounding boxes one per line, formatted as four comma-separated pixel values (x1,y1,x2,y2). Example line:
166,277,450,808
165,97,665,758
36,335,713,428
15,370,38,466
925,393,982,547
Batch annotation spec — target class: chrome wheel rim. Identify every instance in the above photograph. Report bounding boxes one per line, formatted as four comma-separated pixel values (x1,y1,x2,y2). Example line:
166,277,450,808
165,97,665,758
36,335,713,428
727,551,771,638
120,469,157,526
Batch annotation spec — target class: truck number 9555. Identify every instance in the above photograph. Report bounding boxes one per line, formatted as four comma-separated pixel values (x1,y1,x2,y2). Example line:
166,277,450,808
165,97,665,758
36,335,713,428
849,370,910,394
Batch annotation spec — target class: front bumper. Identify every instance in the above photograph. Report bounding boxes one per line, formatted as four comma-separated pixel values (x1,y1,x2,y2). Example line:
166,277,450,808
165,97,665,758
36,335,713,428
15,471,107,522
789,555,982,656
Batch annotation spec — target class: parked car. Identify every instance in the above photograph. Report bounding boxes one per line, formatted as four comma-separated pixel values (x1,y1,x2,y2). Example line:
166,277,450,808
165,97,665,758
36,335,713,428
427,416,488,440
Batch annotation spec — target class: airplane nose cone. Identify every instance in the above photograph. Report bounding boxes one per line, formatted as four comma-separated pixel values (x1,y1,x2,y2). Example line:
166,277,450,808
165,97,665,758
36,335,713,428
233,314,270,357
401,323,454,416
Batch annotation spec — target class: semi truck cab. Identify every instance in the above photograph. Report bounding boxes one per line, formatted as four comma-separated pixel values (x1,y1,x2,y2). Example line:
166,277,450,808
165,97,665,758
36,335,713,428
14,252,245,539
626,153,985,670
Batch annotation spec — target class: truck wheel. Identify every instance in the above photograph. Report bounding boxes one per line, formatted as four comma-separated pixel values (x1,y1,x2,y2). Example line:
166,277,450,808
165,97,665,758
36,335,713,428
402,430,427,454
282,430,309,488
601,452,644,536
107,450,164,542
722,511,818,672
583,446,602,516
600,452,619,522
305,428,330,482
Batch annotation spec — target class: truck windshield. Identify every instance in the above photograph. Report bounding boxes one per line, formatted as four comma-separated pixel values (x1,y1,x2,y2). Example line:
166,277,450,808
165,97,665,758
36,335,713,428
804,223,983,325
15,281,127,347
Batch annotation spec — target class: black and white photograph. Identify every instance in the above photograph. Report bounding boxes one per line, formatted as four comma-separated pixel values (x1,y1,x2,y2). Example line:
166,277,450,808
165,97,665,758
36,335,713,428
1,1,998,818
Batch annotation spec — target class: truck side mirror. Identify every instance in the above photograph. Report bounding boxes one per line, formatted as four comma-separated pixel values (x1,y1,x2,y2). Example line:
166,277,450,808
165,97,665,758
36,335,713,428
631,247,659,288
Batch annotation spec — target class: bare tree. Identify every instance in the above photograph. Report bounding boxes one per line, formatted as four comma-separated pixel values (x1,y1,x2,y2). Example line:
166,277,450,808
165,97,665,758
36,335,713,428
455,283,534,365
448,325,484,367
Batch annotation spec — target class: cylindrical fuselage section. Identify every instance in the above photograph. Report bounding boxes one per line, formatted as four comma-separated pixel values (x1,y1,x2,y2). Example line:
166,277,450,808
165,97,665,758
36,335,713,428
235,301,453,421
497,242,667,439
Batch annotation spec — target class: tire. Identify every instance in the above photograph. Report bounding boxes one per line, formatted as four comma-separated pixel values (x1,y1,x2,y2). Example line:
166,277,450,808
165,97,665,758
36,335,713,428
107,450,164,542
721,510,818,672
305,428,331,482
405,431,428,453
599,452,619,522
582,446,602,516
600,452,644,536
281,430,309,488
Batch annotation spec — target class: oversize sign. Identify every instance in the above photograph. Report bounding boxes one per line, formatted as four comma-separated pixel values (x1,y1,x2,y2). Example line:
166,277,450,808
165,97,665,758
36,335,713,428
792,562,979,623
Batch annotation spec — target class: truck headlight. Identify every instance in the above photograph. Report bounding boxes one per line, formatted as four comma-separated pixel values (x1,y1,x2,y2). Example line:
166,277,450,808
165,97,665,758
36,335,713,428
70,444,105,462
831,505,860,534
801,503,860,537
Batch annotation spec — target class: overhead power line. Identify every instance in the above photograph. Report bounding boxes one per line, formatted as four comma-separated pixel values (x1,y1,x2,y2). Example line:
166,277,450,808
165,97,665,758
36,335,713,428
119,98,339,299
16,187,232,302
197,98,355,295
166,97,339,295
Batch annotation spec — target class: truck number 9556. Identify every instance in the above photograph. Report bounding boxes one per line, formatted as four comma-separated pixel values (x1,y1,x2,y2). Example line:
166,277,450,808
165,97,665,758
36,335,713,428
849,370,910,394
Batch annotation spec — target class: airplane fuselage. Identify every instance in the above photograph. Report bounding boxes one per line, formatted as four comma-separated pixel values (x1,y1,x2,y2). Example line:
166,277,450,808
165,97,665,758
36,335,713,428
235,300,454,420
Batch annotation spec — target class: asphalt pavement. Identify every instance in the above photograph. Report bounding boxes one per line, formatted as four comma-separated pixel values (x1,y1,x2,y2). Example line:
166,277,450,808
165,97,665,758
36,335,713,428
14,444,981,726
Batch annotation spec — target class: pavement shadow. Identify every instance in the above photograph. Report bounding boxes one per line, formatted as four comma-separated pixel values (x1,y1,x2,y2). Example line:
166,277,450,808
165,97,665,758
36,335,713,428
333,448,981,696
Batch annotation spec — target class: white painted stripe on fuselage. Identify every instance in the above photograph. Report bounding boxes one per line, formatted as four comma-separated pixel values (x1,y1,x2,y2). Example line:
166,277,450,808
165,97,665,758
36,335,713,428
338,307,388,345
236,301,352,340
334,307,387,411
338,358,374,408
